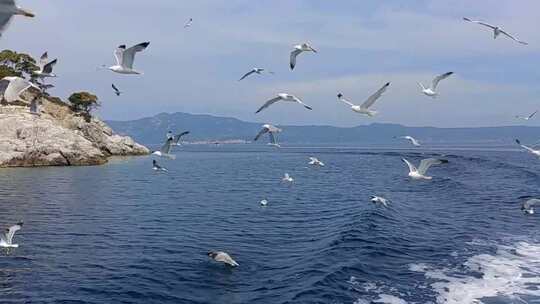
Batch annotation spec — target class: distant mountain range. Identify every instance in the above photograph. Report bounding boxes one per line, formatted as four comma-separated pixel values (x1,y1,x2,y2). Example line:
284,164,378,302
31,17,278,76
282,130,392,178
107,112,540,146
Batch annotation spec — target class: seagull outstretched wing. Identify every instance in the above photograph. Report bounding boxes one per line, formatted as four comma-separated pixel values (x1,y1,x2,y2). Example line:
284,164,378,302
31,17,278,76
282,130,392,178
361,82,390,109
290,49,302,70
122,42,150,69
402,158,417,173
432,72,453,90
417,158,447,175
238,70,256,81
499,29,528,45
256,96,282,113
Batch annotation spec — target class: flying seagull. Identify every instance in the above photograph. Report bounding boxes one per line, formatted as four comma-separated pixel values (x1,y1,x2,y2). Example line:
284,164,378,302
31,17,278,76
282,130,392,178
522,198,540,215
418,72,453,98
151,137,176,159
309,157,325,167
1,76,40,103
463,17,528,45
402,158,448,180
282,173,294,183
397,136,421,147
208,251,239,267
105,42,150,74
255,93,312,113
515,110,537,121
515,139,540,157
290,43,317,70
184,18,193,28
238,68,273,81
111,84,122,96
337,82,390,117
254,124,281,147
33,52,57,79
0,221,23,249
0,0,34,37
152,159,167,172
370,196,390,207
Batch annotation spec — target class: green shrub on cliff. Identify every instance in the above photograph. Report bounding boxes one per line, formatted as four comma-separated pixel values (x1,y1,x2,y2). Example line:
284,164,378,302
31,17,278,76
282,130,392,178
68,92,99,121
0,49,39,79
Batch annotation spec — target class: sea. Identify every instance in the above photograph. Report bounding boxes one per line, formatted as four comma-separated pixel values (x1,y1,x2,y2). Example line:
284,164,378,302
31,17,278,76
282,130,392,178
0,145,539,304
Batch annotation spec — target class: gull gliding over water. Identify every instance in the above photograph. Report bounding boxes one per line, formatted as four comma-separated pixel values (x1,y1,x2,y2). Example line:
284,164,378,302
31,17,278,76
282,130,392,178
370,196,389,207
398,136,421,147
337,82,390,117
106,42,150,74
1,76,40,103
463,17,528,45
255,93,312,113
522,198,540,215
515,110,537,121
208,251,239,267
238,68,273,81
402,158,448,180
515,139,540,157
0,221,23,249
0,0,34,37
418,72,453,98
309,157,324,167
152,136,176,159
254,124,281,147
290,43,317,70
282,173,294,183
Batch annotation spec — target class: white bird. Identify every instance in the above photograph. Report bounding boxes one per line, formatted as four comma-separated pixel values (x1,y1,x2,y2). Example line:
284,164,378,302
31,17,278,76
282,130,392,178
0,221,23,249
111,83,122,96
256,93,312,113
0,0,34,37
260,199,268,206
463,17,528,45
1,76,40,103
282,173,294,183
184,18,193,28
254,124,281,147
105,42,150,74
152,159,167,172
33,52,57,79
337,82,390,117
290,43,317,70
515,110,537,121
418,72,453,98
308,157,325,167
370,196,390,207
151,137,176,159
522,198,540,215
238,68,273,81
398,136,421,147
402,158,448,180
515,139,540,157
208,251,239,267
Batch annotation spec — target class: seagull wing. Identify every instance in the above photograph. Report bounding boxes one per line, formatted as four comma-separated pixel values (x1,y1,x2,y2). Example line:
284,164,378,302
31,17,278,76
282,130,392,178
112,83,119,93
402,158,417,173
114,45,126,66
290,49,302,70
39,52,48,68
0,0,15,34
3,77,36,102
524,199,540,209
255,96,282,113
528,110,538,119
463,18,497,30
432,72,453,90
254,127,269,141
42,59,57,74
417,158,446,175
292,95,312,110
268,131,277,145
238,70,256,81
5,223,22,244
160,137,173,154
337,94,355,107
361,82,390,109
499,29,528,45
122,42,150,69
173,131,190,144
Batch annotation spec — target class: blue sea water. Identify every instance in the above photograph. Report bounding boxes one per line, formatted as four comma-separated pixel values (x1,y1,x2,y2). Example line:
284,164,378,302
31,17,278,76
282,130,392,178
0,146,539,304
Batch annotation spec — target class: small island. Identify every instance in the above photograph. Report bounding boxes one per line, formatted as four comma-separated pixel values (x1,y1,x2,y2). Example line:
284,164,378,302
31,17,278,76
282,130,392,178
0,50,149,167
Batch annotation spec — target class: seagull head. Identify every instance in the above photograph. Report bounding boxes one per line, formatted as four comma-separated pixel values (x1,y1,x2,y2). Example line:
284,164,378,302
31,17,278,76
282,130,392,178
337,93,343,99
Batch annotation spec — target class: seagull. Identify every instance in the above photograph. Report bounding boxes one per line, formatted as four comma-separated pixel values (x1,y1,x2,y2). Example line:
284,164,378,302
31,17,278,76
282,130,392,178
33,52,57,79
0,221,23,249
0,0,34,37
515,139,540,157
208,251,239,267
397,136,421,147
254,124,281,147
337,82,390,117
290,43,317,70
152,159,167,172
260,199,268,206
522,198,540,215
370,196,390,207
515,110,537,121
418,72,453,98
111,84,122,96
184,18,193,28
463,17,528,45
308,157,325,167
402,158,448,180
151,137,176,159
255,93,312,113
1,76,40,103
105,42,150,74
238,68,273,81
282,173,294,183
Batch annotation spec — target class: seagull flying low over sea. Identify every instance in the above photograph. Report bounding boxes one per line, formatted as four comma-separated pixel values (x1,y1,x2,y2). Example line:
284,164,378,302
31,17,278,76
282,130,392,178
282,173,294,183
254,124,281,147
522,198,540,215
418,72,453,98
463,17,528,45
1,76,40,103
256,93,312,113
208,251,239,267
105,42,150,74
184,18,193,28
152,159,167,172
0,221,23,249
309,157,324,167
402,158,448,180
397,136,421,147
33,52,57,79
151,137,177,159
515,139,540,157
166,131,190,146
515,110,537,121
337,82,390,117
290,43,317,70
111,84,121,96
370,196,390,207
0,0,34,37
238,68,273,81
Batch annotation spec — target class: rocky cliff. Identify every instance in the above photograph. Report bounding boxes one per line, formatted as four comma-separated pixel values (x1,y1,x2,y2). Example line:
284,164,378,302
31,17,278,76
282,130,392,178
0,87,149,167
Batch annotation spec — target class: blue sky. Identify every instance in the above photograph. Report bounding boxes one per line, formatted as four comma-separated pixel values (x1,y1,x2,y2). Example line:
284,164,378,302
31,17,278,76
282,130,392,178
3,0,540,127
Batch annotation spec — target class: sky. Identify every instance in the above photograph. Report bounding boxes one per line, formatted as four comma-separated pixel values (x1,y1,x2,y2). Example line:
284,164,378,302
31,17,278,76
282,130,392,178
3,0,540,127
